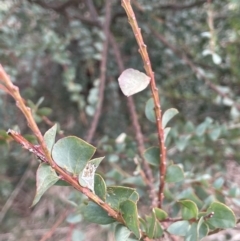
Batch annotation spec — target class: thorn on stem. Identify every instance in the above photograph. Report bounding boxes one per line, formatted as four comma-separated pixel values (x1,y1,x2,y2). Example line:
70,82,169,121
12,86,19,92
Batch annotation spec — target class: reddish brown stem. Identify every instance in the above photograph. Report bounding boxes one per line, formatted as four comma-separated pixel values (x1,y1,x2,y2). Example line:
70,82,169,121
0,64,124,224
7,129,124,223
0,65,53,166
109,34,157,207
121,0,166,208
83,0,157,206
40,211,68,241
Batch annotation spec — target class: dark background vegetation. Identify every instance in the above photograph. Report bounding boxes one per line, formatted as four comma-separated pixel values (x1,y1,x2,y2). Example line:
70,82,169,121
0,0,240,240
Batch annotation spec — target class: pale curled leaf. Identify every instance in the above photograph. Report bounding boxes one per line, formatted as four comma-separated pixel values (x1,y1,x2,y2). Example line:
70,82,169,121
78,157,104,192
32,163,60,206
118,68,150,96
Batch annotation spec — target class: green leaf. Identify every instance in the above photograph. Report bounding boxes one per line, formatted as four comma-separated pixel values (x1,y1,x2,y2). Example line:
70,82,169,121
120,200,140,239
37,107,52,116
213,177,224,190
162,108,179,128
81,201,115,224
167,220,190,236
145,98,155,123
153,207,168,221
78,157,104,192
115,224,131,241
0,130,9,139
206,202,236,228
208,127,221,141
32,163,60,206
146,210,163,238
106,186,139,210
195,117,213,137
154,220,163,238
177,188,203,208
44,124,57,153
146,211,156,238
185,223,198,241
143,146,160,166
179,200,199,220
54,180,70,186
175,135,191,152
184,220,209,241
94,173,107,201
197,217,209,240
139,218,147,232
52,136,96,175
118,68,150,97
184,121,195,133
164,127,171,143
165,164,184,183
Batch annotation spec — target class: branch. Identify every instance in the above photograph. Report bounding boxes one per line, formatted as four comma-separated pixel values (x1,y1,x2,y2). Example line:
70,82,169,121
84,0,99,22
109,34,157,207
121,0,167,208
7,129,123,223
150,29,240,111
86,0,112,143
0,162,33,223
83,0,157,206
0,65,124,224
0,65,53,166
28,0,158,207
40,210,68,241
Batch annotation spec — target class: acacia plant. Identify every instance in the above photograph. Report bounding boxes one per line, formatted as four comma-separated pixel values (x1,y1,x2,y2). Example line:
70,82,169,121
0,0,238,240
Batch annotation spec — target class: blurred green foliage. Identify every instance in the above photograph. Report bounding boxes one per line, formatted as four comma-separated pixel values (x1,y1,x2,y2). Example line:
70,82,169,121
0,0,240,240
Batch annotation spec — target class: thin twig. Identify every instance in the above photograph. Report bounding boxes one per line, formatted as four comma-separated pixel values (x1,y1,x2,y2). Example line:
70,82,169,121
0,162,33,223
207,0,216,53
131,1,240,111
150,29,240,111
84,0,99,22
121,0,167,208
39,210,68,241
82,0,157,206
0,66,124,224
0,65,53,166
27,0,158,209
86,0,112,143
109,34,157,207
